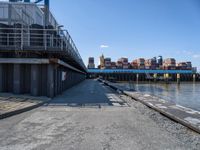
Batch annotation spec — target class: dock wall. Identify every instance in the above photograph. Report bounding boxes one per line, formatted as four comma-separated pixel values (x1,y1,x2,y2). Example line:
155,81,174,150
0,58,86,98
89,73,200,82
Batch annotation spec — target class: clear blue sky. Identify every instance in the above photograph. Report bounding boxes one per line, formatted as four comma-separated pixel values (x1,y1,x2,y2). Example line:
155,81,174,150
50,0,200,70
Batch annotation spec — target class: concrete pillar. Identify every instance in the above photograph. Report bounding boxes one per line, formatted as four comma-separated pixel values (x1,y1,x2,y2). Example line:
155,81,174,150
193,74,196,82
177,74,180,84
153,73,157,82
136,74,139,83
0,64,3,92
47,64,54,98
165,73,169,83
13,64,21,94
31,64,40,96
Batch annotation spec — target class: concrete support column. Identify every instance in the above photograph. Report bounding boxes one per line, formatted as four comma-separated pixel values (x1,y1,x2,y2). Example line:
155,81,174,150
31,64,40,96
0,64,3,92
177,74,180,84
13,64,21,94
193,74,196,82
153,73,157,82
164,73,169,83
47,64,54,98
136,74,139,83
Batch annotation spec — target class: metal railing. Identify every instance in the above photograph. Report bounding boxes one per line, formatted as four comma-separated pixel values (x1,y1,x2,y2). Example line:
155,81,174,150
0,27,86,70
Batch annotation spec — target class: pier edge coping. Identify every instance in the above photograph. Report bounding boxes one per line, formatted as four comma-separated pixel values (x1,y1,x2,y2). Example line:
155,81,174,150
0,58,86,74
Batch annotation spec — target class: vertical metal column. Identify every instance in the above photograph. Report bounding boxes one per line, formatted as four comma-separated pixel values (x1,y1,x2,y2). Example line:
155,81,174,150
31,64,40,96
47,64,54,98
13,64,21,94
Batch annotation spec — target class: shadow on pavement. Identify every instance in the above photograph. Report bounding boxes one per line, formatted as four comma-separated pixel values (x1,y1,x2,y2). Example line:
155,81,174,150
43,79,115,107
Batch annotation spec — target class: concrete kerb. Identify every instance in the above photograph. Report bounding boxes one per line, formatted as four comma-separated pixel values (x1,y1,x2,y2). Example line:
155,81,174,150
0,94,52,120
98,79,200,134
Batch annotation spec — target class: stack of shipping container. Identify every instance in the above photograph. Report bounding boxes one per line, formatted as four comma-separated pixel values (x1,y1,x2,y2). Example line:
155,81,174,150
93,55,194,71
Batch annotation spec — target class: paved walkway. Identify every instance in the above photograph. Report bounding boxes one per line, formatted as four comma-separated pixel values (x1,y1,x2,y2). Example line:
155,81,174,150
0,79,199,150
48,79,128,107
0,94,50,119
106,81,200,134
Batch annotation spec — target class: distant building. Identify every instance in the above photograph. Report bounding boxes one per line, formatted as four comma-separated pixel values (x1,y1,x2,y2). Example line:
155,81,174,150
87,57,95,69
99,54,105,69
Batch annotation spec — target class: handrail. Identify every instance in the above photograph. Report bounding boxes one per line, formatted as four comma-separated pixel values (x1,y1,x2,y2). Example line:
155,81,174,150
0,27,86,70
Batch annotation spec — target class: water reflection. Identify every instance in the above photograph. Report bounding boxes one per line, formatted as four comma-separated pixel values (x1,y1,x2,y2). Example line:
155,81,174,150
131,82,200,111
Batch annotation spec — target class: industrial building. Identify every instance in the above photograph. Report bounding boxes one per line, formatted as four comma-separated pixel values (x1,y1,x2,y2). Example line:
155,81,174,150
0,0,86,98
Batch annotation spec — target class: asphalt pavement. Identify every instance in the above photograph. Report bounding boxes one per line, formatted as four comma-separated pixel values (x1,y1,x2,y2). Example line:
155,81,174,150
0,79,199,150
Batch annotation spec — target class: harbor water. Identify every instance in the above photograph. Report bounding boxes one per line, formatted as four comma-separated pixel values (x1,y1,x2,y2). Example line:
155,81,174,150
120,82,200,111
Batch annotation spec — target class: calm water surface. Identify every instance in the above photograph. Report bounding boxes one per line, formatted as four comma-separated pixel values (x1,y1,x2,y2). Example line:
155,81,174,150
124,82,200,111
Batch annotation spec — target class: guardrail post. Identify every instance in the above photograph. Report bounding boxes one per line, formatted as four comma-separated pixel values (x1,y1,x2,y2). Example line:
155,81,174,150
21,27,23,50
44,30,47,50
